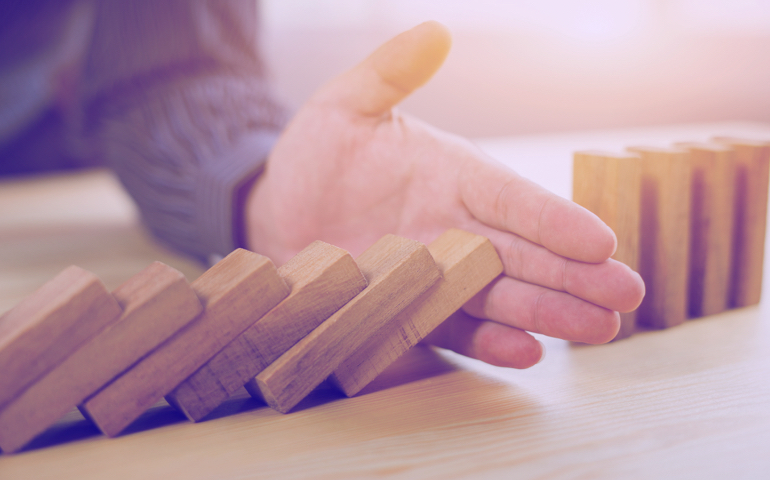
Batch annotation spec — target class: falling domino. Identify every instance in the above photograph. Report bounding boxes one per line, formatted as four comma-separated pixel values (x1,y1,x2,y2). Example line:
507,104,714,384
246,234,441,414
675,143,736,317
0,262,202,452
573,151,642,339
0,266,122,413
166,241,367,422
627,146,692,329
713,137,770,308
79,249,289,437
329,228,503,397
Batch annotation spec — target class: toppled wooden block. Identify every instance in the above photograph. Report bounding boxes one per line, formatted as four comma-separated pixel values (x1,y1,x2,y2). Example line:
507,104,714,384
675,143,736,317
627,146,692,329
330,229,502,397
79,249,289,437
166,241,367,422
573,151,642,339
713,137,770,308
0,262,201,452
0,266,122,412
247,234,441,413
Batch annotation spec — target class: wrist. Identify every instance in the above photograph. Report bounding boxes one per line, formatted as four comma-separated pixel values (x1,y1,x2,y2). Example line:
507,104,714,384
243,171,292,265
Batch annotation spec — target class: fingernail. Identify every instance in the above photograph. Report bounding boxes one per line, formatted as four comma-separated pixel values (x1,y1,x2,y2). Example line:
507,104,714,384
536,339,546,364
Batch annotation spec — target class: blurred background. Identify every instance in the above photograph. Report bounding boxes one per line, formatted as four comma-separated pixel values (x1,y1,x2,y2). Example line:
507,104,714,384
260,0,770,138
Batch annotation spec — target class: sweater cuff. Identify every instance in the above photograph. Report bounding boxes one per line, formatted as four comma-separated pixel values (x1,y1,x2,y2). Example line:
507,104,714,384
196,129,278,262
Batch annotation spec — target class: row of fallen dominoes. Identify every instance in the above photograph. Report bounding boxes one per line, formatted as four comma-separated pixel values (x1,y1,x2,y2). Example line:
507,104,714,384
0,229,504,453
573,137,770,340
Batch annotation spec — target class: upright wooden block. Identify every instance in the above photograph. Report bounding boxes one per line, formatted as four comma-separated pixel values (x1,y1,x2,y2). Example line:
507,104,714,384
573,151,642,339
675,143,736,317
166,242,367,422
330,229,503,397
246,234,441,413
713,137,770,308
0,266,122,412
0,262,202,452
627,147,691,329
79,249,289,437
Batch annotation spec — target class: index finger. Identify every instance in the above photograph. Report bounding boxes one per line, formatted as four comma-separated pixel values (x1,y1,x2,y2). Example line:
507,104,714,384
459,157,616,263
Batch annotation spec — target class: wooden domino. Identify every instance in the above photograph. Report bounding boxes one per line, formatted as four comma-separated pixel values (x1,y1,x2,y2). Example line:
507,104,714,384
246,234,441,413
713,137,770,308
572,136,768,338
573,151,642,339
627,146,692,329
330,228,503,397
0,262,202,452
675,143,736,317
79,249,289,437
166,241,367,422
0,266,122,412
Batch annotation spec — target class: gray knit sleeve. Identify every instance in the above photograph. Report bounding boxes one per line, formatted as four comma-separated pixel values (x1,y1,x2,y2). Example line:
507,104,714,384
99,75,286,263
85,0,286,263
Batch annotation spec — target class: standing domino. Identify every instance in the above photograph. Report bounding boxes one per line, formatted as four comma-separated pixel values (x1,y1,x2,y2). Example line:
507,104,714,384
627,146,692,329
713,138,770,308
675,143,736,317
573,151,642,339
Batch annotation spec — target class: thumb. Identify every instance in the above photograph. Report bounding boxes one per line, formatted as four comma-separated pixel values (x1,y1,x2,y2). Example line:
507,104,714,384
314,21,452,116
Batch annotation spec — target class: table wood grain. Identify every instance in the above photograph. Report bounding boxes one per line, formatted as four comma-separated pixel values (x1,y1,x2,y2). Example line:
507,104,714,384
1,122,769,479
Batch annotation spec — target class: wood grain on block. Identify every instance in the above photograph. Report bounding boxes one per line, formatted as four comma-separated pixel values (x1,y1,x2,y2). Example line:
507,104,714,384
330,229,503,397
166,242,367,422
79,249,289,437
713,137,770,308
627,147,691,329
0,262,202,452
675,143,736,317
573,151,642,339
246,234,441,414
0,266,121,412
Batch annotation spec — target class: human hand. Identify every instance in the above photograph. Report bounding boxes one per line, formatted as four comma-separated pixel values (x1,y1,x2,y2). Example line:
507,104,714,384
245,21,645,368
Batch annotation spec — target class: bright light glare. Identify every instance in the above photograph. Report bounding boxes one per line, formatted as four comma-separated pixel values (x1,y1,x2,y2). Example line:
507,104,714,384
673,0,770,34
263,0,651,42
558,1,649,42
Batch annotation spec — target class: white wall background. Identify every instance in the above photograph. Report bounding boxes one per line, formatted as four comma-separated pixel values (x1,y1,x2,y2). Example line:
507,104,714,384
260,0,770,138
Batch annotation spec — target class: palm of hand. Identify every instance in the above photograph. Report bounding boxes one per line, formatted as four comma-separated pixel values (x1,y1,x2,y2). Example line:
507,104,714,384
249,105,479,263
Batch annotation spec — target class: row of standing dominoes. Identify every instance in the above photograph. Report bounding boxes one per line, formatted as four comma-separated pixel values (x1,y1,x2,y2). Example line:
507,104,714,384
573,137,770,340
0,229,503,453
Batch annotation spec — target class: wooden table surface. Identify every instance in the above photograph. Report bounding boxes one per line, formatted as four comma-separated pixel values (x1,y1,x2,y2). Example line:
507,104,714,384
1,122,769,479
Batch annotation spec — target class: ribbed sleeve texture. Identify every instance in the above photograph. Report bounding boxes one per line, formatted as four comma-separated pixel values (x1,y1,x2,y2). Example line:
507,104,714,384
100,75,286,262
